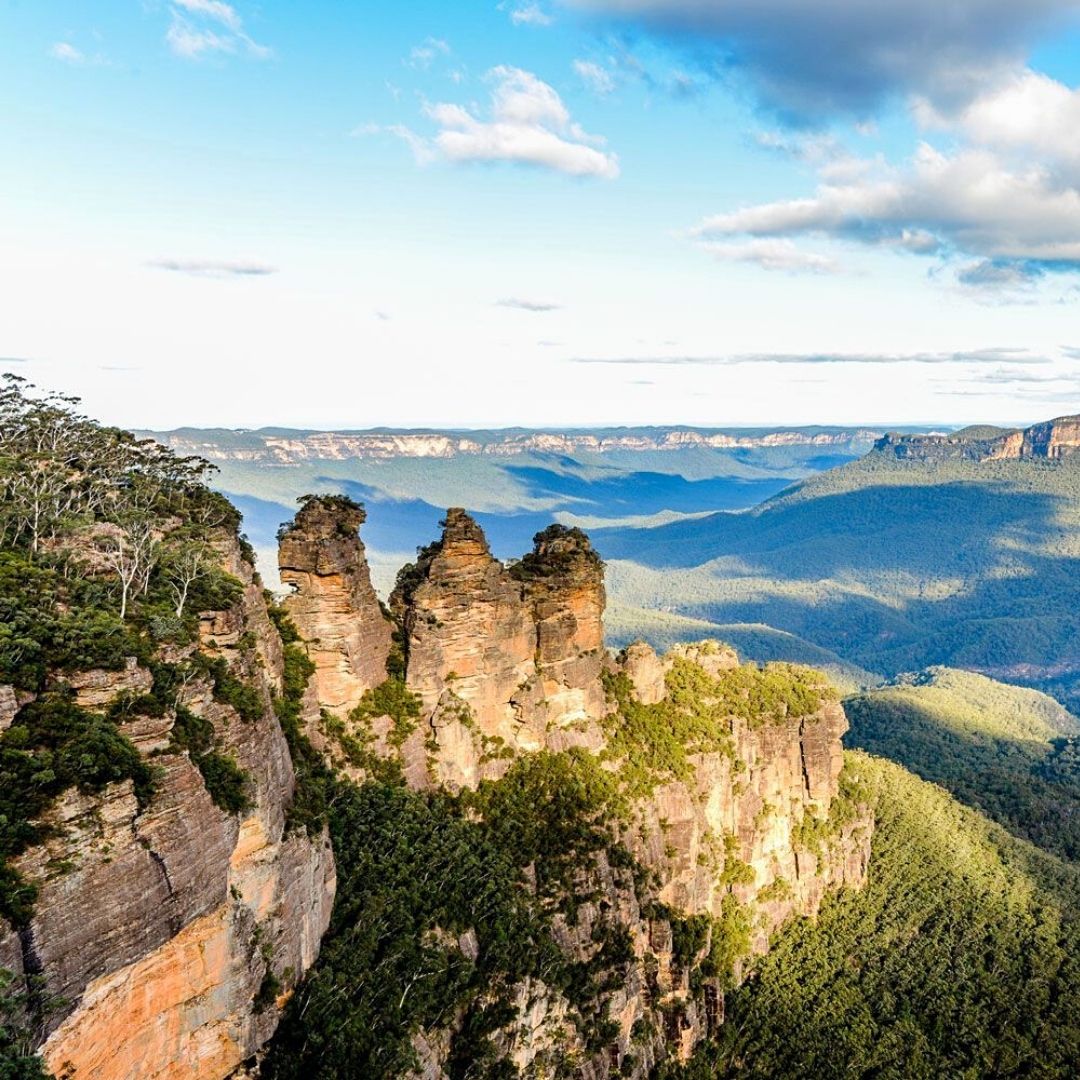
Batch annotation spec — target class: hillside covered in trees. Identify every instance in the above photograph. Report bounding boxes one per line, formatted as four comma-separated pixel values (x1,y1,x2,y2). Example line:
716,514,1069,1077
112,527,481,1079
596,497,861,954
597,448,1080,709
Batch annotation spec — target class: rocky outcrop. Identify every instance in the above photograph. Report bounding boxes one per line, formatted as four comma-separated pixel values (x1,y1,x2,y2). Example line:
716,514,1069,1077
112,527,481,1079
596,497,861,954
875,415,1080,463
378,512,608,788
514,525,607,727
9,536,335,1080
278,496,392,716
275,503,871,1076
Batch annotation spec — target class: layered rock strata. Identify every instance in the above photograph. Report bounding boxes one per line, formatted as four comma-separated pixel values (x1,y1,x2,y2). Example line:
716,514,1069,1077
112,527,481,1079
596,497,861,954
278,496,392,715
2,536,335,1080
875,414,1080,462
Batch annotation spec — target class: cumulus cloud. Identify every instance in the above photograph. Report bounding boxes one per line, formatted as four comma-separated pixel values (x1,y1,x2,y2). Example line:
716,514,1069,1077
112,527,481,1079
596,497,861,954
166,0,270,60
573,59,616,94
572,348,1052,366
373,67,619,179
566,0,1078,118
147,259,278,278
690,135,1080,286
496,297,563,311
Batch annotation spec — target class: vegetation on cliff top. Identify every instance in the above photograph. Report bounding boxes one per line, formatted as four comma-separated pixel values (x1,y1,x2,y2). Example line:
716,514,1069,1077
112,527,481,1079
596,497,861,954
601,656,835,797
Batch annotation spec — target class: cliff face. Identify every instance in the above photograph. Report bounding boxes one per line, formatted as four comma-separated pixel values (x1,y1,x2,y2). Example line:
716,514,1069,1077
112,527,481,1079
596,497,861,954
279,502,872,1075
278,497,392,716
377,511,609,789
2,537,334,1080
150,427,886,465
875,415,1080,462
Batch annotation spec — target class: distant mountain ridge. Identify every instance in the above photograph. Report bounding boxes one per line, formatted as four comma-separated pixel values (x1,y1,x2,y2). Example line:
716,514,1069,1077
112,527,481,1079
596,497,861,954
876,414,1080,462
149,425,896,464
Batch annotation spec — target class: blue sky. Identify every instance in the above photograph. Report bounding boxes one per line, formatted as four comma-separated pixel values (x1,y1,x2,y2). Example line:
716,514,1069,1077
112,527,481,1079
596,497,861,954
2,0,1080,429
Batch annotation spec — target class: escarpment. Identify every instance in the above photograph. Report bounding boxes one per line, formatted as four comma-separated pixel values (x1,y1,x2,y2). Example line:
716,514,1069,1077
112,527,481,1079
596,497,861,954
875,414,1080,462
0,534,334,1080
274,500,872,1076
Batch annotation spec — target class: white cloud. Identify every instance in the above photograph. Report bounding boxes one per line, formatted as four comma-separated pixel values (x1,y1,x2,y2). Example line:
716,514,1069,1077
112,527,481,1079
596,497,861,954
573,59,615,95
700,239,839,275
408,37,450,69
166,1,270,61
376,67,619,179
50,42,85,64
510,3,554,26
919,70,1080,185
703,67,1080,291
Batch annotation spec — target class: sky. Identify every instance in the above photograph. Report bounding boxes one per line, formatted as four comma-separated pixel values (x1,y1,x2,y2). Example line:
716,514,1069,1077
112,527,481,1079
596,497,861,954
2,0,1080,430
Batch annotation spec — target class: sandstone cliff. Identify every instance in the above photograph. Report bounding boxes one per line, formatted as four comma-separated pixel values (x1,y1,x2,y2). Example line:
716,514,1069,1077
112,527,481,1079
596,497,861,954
150,427,885,465
278,496,392,716
1,536,334,1080
875,414,1080,462
276,501,872,1076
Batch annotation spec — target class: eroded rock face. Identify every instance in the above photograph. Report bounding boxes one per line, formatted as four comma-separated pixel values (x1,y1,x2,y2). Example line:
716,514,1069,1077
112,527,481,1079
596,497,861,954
10,535,335,1080
272,504,871,1077
620,642,666,705
515,525,607,727
278,497,392,715
875,414,1080,462
381,512,609,788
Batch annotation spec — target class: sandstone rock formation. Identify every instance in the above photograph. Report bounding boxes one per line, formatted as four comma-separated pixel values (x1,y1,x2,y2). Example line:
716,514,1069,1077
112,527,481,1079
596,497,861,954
275,504,872,1076
278,496,392,715
3,535,335,1080
379,511,608,788
875,414,1080,463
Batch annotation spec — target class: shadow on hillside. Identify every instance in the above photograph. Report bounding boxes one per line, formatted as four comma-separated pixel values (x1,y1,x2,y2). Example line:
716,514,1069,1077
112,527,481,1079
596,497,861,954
846,692,1080,864
597,482,1080,683
504,465,789,517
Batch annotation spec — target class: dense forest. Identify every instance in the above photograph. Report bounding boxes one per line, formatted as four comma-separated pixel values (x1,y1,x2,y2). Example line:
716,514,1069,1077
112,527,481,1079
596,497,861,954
598,453,1080,710
663,753,1080,1079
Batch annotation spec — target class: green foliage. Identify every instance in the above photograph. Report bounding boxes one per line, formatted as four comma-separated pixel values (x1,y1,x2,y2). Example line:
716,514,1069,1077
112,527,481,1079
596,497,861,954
508,524,603,582
601,657,833,797
0,554,143,692
0,695,156,923
193,751,251,815
0,970,49,1080
271,635,334,837
350,679,422,750
462,749,628,908
264,751,650,1078
198,655,264,723
846,668,1080,861
680,752,1080,1078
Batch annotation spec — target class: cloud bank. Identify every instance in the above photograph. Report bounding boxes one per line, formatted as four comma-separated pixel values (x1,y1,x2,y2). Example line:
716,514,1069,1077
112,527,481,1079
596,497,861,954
567,0,1079,119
